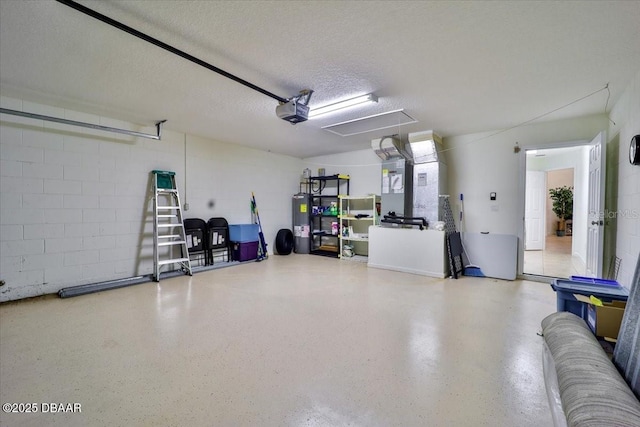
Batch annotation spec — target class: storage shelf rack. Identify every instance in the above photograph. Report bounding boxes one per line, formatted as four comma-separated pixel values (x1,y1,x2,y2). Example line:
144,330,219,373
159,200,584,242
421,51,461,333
306,175,350,257
338,194,381,260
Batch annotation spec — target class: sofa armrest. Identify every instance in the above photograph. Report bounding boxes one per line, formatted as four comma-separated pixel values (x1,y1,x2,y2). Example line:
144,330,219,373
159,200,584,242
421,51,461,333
541,312,640,427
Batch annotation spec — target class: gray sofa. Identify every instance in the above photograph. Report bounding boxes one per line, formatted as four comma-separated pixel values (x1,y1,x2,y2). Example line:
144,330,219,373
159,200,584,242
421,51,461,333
541,253,640,427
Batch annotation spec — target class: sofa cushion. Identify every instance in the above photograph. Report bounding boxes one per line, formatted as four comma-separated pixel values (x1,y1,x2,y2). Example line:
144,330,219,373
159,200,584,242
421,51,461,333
542,311,640,427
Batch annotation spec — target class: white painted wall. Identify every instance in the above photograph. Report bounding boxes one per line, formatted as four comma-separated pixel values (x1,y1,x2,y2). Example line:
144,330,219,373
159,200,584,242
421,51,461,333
302,148,381,197
444,114,608,235
608,69,640,289
0,96,303,301
443,114,609,275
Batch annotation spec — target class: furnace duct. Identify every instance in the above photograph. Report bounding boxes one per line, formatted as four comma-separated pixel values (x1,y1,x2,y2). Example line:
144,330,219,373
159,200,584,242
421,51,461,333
372,131,447,226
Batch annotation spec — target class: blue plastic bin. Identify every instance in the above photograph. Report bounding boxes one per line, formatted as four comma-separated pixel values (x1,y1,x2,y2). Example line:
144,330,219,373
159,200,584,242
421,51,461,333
229,224,260,243
551,278,629,322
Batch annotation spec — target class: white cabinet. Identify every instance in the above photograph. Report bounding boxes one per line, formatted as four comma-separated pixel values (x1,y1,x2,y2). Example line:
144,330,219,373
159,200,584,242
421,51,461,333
338,195,380,261
368,227,447,278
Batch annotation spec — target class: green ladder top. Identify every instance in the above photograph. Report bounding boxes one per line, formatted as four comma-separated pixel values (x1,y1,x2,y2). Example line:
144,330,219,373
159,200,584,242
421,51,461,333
152,170,175,176
153,170,176,190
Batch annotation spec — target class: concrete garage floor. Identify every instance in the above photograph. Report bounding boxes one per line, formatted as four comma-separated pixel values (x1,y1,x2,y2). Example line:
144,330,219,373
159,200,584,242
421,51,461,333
0,255,556,426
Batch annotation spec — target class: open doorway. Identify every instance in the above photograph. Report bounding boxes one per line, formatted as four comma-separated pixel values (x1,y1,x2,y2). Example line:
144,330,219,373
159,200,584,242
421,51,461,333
523,146,589,277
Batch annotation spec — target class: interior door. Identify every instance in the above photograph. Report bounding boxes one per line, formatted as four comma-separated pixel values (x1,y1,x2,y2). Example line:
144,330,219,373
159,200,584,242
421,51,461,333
525,170,546,250
586,132,606,277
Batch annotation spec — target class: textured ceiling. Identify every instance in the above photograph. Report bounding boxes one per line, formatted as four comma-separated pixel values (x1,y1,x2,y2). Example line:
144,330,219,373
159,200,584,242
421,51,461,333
1,1,639,158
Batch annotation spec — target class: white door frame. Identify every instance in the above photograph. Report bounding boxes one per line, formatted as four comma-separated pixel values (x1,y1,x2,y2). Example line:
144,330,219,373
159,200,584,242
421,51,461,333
517,139,590,277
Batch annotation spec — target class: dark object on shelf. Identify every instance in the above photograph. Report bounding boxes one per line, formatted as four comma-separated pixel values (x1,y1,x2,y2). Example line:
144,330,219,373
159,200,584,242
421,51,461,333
354,214,370,219
275,229,294,255
207,217,230,263
380,215,428,230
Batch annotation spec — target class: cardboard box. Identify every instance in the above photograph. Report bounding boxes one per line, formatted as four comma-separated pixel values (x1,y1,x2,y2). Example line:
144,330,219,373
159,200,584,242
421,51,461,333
574,294,626,339
589,301,626,339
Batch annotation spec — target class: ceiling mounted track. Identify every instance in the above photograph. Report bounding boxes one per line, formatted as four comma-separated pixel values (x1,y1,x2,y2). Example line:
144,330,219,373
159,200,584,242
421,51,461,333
55,0,289,104
0,108,166,140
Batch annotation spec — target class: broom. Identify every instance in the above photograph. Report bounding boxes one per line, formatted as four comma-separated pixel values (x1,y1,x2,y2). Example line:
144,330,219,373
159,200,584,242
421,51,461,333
251,192,268,261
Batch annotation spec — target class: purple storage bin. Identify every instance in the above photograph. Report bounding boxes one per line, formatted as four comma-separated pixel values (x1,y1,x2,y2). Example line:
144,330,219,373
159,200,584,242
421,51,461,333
229,224,260,243
232,241,258,261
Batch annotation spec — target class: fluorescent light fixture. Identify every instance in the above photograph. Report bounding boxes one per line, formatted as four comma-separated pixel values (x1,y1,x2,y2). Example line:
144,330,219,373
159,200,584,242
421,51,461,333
309,93,378,119
322,109,417,137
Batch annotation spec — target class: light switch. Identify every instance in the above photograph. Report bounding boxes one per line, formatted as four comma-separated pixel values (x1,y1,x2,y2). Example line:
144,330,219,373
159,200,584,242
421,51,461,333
490,192,497,201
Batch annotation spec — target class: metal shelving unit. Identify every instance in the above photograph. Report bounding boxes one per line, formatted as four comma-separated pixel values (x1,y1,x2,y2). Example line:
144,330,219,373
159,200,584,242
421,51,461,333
306,175,350,257
338,195,381,261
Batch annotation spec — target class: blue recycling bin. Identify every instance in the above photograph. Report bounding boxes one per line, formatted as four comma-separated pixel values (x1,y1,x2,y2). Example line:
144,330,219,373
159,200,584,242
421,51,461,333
550,278,629,322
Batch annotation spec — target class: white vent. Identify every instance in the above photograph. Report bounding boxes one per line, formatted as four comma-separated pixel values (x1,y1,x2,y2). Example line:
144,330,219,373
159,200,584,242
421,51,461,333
322,109,417,137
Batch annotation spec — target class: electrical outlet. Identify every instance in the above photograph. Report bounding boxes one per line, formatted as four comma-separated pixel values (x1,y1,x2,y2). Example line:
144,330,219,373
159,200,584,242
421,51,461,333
184,203,190,211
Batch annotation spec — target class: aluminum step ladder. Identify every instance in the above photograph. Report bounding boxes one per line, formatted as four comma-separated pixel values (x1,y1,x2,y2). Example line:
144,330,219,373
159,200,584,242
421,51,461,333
152,170,192,281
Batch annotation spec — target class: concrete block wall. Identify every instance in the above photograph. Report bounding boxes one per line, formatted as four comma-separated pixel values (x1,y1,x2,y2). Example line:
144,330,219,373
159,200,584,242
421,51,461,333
609,69,640,288
0,96,303,301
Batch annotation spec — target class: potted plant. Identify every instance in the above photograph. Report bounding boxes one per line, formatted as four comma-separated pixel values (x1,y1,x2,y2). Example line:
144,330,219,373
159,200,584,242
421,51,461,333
549,186,573,236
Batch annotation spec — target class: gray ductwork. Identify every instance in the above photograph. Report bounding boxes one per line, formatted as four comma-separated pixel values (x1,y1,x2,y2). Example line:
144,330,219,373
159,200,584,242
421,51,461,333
372,131,447,226
409,131,447,226
372,136,413,216
408,130,442,164
371,135,412,161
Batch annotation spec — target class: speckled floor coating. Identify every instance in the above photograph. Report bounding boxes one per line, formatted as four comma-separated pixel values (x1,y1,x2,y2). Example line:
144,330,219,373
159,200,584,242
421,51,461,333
0,254,556,426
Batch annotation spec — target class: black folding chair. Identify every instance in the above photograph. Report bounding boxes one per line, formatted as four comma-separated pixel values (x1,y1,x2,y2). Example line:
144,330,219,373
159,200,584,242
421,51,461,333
183,218,209,266
207,217,231,264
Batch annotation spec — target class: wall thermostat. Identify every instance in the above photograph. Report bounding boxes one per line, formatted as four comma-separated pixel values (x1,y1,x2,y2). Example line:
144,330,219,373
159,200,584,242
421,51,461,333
630,135,640,165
